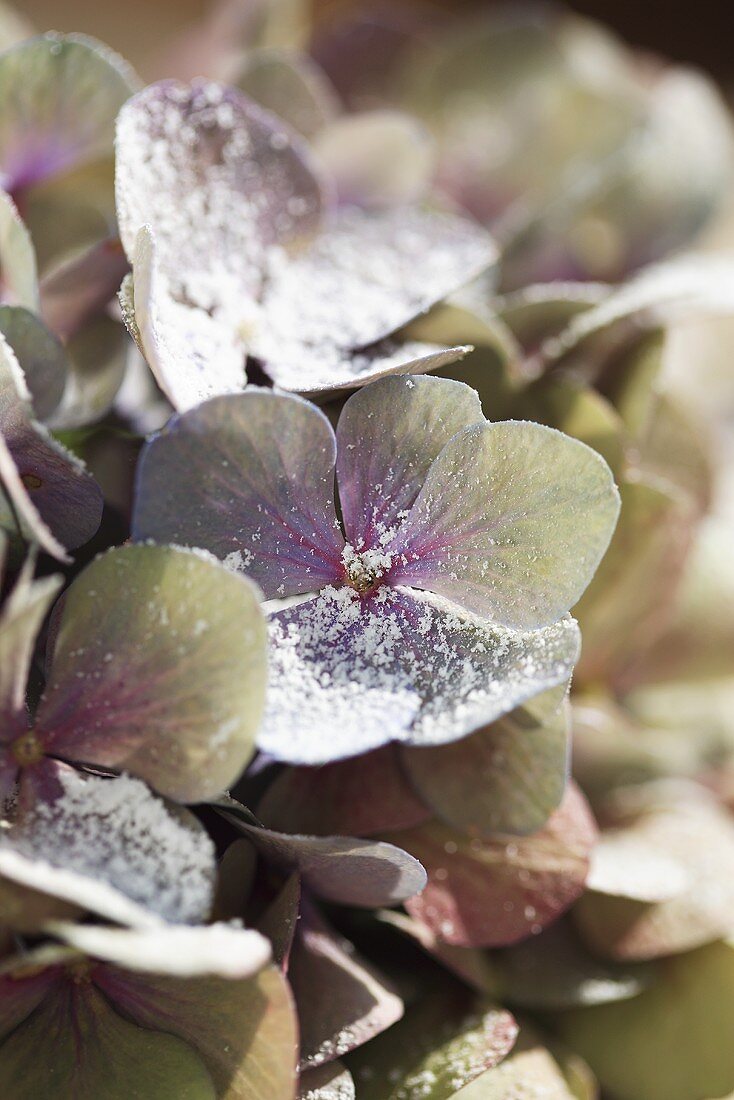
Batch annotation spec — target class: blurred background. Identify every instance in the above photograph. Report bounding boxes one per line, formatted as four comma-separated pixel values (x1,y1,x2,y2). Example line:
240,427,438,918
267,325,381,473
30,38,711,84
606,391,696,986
19,0,734,88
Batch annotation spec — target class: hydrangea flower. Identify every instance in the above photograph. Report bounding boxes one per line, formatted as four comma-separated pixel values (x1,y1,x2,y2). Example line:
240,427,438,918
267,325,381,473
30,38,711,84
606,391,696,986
114,80,496,408
0,924,297,1099
0,541,266,921
134,373,619,763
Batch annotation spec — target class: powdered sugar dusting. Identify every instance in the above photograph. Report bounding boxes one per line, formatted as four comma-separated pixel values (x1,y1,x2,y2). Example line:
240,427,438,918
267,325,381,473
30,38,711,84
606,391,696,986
258,585,579,763
9,768,216,923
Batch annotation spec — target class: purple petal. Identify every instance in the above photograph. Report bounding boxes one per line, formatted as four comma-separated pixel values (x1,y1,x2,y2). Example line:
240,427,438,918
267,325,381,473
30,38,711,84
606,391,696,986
259,585,580,764
134,391,345,599
388,420,620,631
335,374,484,551
215,797,426,908
255,205,497,374
290,904,403,1069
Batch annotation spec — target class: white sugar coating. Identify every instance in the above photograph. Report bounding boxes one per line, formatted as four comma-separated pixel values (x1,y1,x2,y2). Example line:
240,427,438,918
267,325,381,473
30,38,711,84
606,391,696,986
258,584,579,764
254,204,494,380
223,546,254,572
262,338,468,393
11,769,216,923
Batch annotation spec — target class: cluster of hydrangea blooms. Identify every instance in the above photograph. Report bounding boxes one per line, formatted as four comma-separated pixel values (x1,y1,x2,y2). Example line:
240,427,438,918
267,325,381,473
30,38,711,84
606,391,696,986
0,1,733,1097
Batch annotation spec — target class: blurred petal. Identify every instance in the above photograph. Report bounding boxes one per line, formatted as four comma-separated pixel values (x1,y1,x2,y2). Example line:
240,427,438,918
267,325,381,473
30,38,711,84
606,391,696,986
257,746,430,837
54,922,272,980
0,557,61,718
255,205,496,376
237,48,339,138
0,33,135,193
387,783,596,948
39,235,129,340
557,940,734,1100
49,314,127,430
0,305,66,418
134,390,345,598
36,544,267,802
290,905,403,1068
401,684,569,836
0,981,217,1099
336,374,483,551
346,984,518,1100
314,109,434,208
389,420,620,630
261,586,580,763
98,961,298,1100
215,796,427,907
0,188,38,309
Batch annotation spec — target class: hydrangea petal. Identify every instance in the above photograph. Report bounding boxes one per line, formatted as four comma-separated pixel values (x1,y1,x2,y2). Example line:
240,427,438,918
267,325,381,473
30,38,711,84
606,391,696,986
299,1062,355,1100
0,33,135,194
237,48,339,138
97,961,298,1100
386,783,597,948
255,205,497,366
313,109,434,208
135,390,344,597
0,558,61,719
0,980,217,1100
257,747,430,837
262,337,471,397
53,922,272,980
0,305,66,419
36,544,267,802
389,420,620,630
0,188,38,309
49,314,127,430
346,985,518,1100
336,374,484,550
290,905,403,1069
39,235,130,341
401,684,569,836
10,766,217,924
261,586,580,763
116,78,326,306
215,796,426,907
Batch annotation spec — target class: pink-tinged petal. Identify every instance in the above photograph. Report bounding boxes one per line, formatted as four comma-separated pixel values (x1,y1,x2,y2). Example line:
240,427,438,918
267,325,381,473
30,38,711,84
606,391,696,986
389,420,620,631
0,33,135,194
9,765,217,924
35,544,267,802
257,747,430,837
255,204,497,367
133,390,345,599
97,961,298,1100
385,782,597,948
335,374,484,551
0,556,61,720
262,336,471,397
257,872,300,969
260,585,579,764
0,962,60,1039
39,235,129,341
126,225,247,412
116,80,327,395
0,331,102,553
290,904,403,1069
215,795,426,908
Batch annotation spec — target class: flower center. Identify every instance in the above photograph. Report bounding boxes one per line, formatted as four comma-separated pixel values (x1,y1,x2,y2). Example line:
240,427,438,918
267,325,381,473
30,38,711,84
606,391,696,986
341,544,393,596
10,731,44,767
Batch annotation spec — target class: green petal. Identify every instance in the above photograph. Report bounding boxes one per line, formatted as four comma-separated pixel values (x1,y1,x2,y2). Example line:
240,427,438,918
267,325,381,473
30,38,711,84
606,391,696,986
0,556,61,718
455,1037,578,1099
0,188,38,310
36,544,267,802
557,940,734,1100
346,985,517,1100
0,982,216,1100
390,420,620,630
0,305,66,419
401,684,569,836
